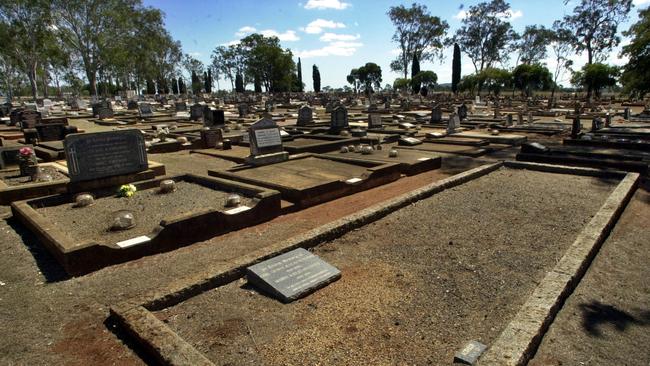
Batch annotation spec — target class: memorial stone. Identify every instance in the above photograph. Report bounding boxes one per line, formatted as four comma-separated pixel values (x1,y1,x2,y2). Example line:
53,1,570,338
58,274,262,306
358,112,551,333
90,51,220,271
248,117,283,157
174,101,187,112
200,128,223,148
127,100,138,110
297,105,313,126
64,130,148,182
190,104,204,121
246,248,341,303
368,113,382,128
457,104,468,120
430,105,442,123
138,103,154,118
447,113,461,134
330,105,349,132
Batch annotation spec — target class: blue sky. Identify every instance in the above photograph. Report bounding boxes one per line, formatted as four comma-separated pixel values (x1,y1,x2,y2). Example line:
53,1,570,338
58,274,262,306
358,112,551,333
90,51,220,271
144,0,648,91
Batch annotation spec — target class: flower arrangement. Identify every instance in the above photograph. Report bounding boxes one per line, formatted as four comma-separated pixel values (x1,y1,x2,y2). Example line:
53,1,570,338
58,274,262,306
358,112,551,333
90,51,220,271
17,147,38,178
117,184,137,198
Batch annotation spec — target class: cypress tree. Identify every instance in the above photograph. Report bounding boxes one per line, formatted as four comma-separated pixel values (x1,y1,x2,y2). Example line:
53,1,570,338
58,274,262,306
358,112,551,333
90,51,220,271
171,78,178,94
452,43,461,95
178,78,186,94
312,65,321,93
297,58,303,92
411,53,421,94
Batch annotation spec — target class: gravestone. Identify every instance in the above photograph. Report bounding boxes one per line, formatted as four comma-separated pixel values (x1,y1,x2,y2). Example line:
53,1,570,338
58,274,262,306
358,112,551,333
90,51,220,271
454,340,487,365
246,248,341,303
297,105,313,126
517,112,523,126
246,116,288,165
330,105,349,132
238,103,249,118
506,114,513,126
97,107,114,120
203,107,225,127
200,128,223,148
138,103,154,118
571,116,581,139
457,104,468,121
447,113,461,134
605,113,611,128
623,107,630,120
24,123,77,144
527,112,533,124
591,117,603,131
174,101,187,112
64,130,148,182
368,113,382,128
127,100,138,110
190,104,204,121
430,105,442,123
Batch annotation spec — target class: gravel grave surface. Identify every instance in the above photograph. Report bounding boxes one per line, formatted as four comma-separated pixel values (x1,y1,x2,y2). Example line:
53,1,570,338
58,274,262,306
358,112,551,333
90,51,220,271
35,181,255,244
1,166,67,186
155,167,618,365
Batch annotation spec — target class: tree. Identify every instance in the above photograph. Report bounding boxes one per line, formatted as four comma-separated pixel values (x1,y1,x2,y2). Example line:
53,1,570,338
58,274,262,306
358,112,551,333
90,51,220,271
478,68,512,96
410,53,420,94
515,25,553,65
451,43,461,95
393,78,410,93
571,63,619,98
312,65,321,92
452,0,516,73
205,68,212,93
191,71,201,94
388,3,449,79
239,34,297,92
178,77,186,94
346,68,361,94
620,6,650,98
512,63,553,97
297,57,303,92
0,0,56,100
561,0,632,100
412,70,437,96
357,62,382,95
548,23,574,105
171,77,178,94
458,74,479,95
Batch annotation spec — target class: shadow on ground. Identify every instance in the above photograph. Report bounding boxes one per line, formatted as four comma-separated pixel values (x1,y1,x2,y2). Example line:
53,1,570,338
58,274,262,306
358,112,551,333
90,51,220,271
580,300,650,337
5,216,70,283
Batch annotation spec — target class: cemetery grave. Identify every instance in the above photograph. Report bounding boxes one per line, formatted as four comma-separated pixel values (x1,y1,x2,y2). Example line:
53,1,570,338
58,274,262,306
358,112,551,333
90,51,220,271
135,166,623,365
324,146,442,175
11,174,281,275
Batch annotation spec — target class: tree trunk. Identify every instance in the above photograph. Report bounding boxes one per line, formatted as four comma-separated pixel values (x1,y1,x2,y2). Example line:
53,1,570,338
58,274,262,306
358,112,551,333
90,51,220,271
28,63,38,102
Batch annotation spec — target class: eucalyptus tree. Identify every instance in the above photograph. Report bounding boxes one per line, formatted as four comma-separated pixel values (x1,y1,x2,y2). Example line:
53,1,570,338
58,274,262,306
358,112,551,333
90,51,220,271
388,3,448,79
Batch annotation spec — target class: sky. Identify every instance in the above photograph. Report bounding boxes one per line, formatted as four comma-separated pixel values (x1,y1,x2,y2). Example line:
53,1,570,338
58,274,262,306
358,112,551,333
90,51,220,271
143,0,649,91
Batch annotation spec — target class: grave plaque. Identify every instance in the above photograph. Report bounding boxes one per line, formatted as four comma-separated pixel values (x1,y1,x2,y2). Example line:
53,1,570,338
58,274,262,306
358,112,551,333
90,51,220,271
447,113,461,134
127,100,138,110
138,103,154,118
64,130,148,182
246,248,341,303
297,105,313,126
174,101,187,112
35,124,67,142
457,104,468,121
203,107,225,127
97,107,114,120
368,113,382,128
238,103,249,118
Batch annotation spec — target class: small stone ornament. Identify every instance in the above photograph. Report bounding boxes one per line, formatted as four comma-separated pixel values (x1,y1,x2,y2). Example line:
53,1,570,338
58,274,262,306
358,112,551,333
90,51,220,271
340,130,350,137
74,193,94,208
361,145,373,155
340,146,349,153
110,210,136,231
176,136,188,144
159,179,176,194
490,129,500,135
388,148,399,158
347,145,356,152
225,194,241,208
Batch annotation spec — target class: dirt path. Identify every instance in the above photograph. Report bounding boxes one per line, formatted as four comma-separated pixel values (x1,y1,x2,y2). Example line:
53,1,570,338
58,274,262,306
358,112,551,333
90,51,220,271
530,181,650,366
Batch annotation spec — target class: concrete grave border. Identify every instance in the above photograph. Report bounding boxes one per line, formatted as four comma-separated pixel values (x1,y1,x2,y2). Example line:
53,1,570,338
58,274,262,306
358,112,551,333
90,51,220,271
477,161,639,365
109,161,637,366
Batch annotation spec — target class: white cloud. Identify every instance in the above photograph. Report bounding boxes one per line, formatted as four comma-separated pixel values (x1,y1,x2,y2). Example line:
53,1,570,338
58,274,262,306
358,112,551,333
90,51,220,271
304,0,351,10
633,0,649,5
453,9,522,20
188,52,202,57
295,41,363,58
222,40,240,46
319,32,360,42
389,48,401,56
303,19,346,34
235,26,257,37
260,29,300,41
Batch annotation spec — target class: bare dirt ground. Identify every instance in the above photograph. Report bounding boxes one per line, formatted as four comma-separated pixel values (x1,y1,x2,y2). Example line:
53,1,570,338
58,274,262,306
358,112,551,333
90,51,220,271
530,180,650,366
0,122,482,365
154,168,616,365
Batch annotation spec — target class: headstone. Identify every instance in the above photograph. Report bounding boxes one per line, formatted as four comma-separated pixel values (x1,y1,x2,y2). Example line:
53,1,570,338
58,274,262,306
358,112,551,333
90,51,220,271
190,104,204,121
246,248,341,303
447,113,461,134
138,103,154,118
238,103,249,118
457,104,468,121
430,105,442,123
330,105,349,132
506,114,513,127
517,112,523,126
97,107,114,120
203,106,225,127
368,113,382,128
174,101,187,112
571,116,581,139
248,117,283,157
591,117,603,131
605,113,611,128
527,112,533,124
64,130,148,182
297,105,313,126
200,128,223,148
623,107,630,120
127,100,138,110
